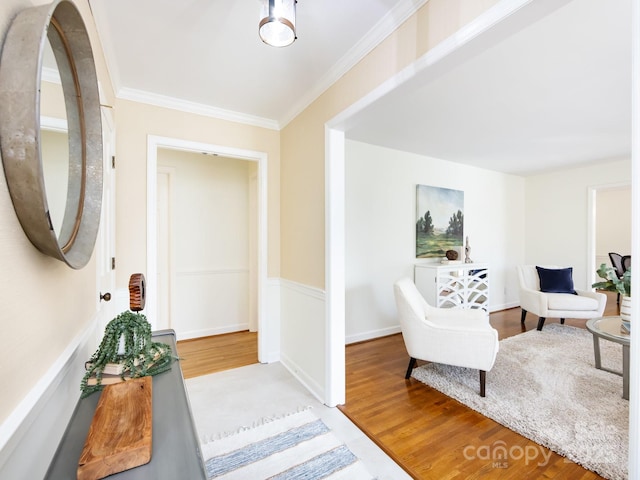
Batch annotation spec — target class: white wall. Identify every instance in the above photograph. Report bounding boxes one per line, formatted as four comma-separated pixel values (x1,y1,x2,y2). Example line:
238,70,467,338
157,149,256,339
345,140,526,343
525,158,631,289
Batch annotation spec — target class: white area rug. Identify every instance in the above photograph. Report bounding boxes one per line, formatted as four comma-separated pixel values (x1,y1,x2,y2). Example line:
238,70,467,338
185,363,410,480
412,324,628,480
201,409,374,479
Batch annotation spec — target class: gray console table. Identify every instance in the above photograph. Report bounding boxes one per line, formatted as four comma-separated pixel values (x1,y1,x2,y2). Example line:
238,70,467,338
45,329,207,479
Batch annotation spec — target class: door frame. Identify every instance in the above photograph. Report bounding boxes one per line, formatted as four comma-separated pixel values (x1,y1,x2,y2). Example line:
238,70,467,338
146,135,269,362
156,165,176,332
94,105,117,343
587,182,632,287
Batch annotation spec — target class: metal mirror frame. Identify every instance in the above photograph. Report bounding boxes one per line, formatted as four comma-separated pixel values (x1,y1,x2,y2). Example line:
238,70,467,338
0,0,102,269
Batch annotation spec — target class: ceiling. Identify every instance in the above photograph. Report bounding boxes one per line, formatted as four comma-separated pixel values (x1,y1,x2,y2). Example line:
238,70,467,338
89,0,631,176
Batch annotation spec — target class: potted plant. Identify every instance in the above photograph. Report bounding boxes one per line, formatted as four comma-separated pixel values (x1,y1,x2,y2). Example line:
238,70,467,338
592,263,631,329
80,311,174,397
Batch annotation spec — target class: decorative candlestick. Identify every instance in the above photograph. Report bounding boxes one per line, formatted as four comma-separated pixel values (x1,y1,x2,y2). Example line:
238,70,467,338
465,236,473,263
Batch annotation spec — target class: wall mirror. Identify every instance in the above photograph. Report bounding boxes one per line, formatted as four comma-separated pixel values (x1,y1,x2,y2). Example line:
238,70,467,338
0,0,102,269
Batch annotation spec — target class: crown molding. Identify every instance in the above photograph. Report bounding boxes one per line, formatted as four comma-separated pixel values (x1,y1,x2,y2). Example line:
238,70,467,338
279,0,430,128
117,88,280,130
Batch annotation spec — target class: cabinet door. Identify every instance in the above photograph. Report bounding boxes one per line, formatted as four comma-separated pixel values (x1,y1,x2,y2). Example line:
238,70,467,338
437,267,488,309
414,266,437,305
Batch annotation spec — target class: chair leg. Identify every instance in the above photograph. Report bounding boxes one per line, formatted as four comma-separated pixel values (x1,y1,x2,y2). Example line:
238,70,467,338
560,318,565,325
537,317,546,331
520,309,527,324
405,357,417,379
479,370,486,397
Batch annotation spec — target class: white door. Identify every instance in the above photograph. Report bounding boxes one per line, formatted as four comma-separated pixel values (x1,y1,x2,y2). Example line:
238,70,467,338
96,107,116,342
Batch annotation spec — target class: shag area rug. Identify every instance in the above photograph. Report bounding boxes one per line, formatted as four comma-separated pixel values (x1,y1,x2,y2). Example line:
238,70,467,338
412,324,628,480
201,408,374,479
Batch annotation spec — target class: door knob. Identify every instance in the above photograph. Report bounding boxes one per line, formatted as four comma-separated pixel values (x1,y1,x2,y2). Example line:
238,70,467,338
100,292,111,302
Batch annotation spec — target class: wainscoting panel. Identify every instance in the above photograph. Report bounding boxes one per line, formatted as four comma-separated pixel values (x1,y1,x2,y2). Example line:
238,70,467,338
262,278,282,363
279,279,327,404
0,321,98,480
173,268,250,340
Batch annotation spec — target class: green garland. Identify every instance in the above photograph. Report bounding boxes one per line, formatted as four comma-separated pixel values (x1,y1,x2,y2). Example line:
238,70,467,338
81,311,175,397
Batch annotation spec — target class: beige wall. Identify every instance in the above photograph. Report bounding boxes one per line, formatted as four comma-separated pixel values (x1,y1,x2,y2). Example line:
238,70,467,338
113,99,281,288
596,186,632,263
0,0,113,424
280,0,500,289
40,81,66,118
41,130,69,232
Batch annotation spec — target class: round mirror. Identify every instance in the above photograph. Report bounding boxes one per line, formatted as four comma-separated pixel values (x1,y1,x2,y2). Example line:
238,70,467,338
0,0,102,269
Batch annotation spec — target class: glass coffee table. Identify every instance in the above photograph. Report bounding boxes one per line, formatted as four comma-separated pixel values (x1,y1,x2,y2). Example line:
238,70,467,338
586,316,630,400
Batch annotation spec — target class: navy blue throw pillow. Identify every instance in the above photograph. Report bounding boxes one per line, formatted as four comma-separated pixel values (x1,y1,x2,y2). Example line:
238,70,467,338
536,266,577,294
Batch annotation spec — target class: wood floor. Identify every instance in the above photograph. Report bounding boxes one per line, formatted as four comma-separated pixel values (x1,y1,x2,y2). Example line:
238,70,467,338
177,291,619,479
177,330,258,379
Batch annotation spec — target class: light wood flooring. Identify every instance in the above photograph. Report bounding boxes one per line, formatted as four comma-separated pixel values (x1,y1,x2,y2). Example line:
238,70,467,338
177,291,619,479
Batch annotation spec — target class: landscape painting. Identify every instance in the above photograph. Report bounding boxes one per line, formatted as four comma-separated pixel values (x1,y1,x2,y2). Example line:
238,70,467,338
416,184,464,258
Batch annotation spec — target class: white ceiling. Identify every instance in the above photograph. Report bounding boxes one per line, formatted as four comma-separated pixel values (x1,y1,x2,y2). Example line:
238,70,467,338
89,0,631,176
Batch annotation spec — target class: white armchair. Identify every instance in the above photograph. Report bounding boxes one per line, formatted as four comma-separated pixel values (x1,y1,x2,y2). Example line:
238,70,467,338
393,277,499,397
517,265,606,331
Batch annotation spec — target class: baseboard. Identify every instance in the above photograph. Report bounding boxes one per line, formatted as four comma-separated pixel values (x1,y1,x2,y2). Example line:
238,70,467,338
345,325,402,345
177,324,250,341
279,353,325,405
490,301,519,312
0,320,98,479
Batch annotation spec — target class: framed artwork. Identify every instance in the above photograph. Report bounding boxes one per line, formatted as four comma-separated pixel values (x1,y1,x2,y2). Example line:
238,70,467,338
416,184,464,258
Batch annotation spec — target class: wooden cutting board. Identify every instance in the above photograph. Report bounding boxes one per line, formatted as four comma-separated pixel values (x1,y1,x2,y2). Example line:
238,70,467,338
77,376,153,480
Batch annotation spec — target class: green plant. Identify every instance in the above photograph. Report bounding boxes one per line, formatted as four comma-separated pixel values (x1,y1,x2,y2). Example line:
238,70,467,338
80,310,175,397
592,263,631,297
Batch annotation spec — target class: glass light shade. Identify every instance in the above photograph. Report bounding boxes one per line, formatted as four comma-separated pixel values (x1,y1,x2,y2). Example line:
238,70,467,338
259,0,296,47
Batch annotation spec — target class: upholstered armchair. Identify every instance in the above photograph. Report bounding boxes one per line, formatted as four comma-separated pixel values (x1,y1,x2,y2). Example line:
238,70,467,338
517,265,606,331
393,277,499,397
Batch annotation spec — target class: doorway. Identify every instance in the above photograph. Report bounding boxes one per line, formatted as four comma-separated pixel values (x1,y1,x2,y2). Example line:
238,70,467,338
156,149,257,338
146,136,270,362
588,183,632,286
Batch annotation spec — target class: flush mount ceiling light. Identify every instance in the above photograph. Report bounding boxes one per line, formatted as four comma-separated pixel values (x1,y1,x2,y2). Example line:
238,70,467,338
259,0,297,47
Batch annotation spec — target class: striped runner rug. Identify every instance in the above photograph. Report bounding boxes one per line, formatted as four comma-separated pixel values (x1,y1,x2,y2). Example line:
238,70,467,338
201,409,374,480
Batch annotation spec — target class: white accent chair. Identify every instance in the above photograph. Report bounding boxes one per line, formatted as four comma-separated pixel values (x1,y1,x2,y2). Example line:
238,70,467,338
393,277,499,397
517,265,606,331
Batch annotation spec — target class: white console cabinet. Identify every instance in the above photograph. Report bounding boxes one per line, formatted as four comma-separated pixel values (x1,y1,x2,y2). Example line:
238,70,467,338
414,263,489,310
